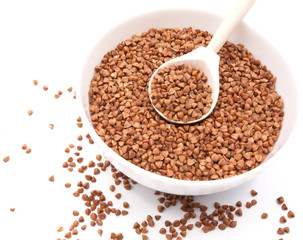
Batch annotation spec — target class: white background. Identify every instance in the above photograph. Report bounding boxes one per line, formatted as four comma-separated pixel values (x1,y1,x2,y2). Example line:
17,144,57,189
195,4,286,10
0,0,302,239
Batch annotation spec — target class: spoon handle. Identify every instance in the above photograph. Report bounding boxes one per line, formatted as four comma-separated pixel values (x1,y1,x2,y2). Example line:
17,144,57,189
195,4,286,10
207,0,256,53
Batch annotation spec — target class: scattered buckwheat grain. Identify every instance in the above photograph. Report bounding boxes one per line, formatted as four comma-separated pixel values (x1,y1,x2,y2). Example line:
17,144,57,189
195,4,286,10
277,196,284,204
57,226,63,232
280,216,287,223
287,210,295,218
251,189,258,196
27,109,33,116
3,156,10,163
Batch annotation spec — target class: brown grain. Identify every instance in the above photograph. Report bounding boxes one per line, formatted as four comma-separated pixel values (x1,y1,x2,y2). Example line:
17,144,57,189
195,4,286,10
109,185,115,192
281,203,288,211
251,199,257,206
57,226,63,232
277,227,284,235
230,221,237,228
122,210,128,216
245,202,252,209
142,235,149,240
73,220,79,227
97,229,103,236
236,201,242,207
49,175,55,182
79,216,84,222
3,156,10,163
287,210,295,218
250,189,258,196
73,210,79,216
277,196,284,204
115,193,121,199
64,232,71,239
28,109,33,116
218,224,226,230
235,209,242,217
280,216,287,223
96,154,102,161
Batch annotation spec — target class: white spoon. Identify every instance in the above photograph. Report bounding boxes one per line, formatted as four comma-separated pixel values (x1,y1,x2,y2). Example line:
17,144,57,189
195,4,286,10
148,0,256,124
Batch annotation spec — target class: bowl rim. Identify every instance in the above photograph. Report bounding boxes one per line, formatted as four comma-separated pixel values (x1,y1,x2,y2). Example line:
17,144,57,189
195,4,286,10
78,8,299,194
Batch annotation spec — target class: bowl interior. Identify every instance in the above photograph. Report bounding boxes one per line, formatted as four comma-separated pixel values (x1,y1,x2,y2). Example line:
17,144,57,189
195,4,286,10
79,9,298,195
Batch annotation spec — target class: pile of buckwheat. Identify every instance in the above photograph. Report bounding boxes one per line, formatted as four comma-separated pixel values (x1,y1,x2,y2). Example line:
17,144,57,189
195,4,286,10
150,64,213,123
89,27,284,181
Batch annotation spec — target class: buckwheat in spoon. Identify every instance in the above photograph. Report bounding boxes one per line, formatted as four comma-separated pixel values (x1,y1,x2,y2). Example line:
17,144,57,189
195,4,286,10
148,0,256,124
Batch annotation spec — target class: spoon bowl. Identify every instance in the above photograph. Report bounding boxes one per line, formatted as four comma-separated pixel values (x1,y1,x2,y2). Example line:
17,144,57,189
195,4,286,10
148,47,220,124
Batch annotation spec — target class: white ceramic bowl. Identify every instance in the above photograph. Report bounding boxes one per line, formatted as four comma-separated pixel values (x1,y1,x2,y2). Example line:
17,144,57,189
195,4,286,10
79,9,298,195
